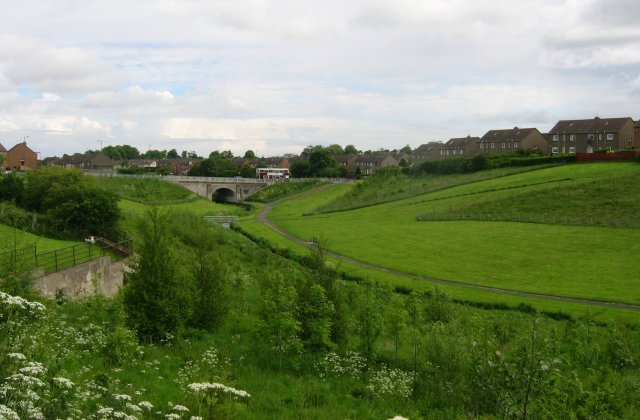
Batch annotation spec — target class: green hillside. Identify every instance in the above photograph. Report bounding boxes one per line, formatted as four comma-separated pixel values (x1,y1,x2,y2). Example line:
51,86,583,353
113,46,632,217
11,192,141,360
253,162,640,307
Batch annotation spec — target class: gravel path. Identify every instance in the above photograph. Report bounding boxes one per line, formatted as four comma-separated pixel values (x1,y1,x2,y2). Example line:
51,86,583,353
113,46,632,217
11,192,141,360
255,185,640,312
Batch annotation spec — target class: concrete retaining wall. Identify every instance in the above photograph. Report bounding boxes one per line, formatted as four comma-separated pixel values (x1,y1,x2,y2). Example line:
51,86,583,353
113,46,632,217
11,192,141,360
33,257,128,299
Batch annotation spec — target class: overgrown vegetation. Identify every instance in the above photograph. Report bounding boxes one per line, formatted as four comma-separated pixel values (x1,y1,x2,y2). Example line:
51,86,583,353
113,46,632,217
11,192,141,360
3,168,640,418
0,169,120,240
92,176,197,205
248,179,325,203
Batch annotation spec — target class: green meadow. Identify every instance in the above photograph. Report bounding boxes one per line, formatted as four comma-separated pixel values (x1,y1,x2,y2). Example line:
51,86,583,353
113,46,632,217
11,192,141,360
253,162,640,308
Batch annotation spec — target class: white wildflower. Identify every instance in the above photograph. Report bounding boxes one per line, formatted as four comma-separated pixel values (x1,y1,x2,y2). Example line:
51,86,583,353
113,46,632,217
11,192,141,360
53,377,74,389
165,414,180,419
138,401,154,410
125,403,142,413
114,393,132,402
187,382,251,398
172,404,189,412
6,373,46,388
6,353,26,361
19,361,47,376
0,404,20,420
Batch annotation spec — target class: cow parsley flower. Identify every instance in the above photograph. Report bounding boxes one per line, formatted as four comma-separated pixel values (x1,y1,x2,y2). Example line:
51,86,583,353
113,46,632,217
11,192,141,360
53,377,74,389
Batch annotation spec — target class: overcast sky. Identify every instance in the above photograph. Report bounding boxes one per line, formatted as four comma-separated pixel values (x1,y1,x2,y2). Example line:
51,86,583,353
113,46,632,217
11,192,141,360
1,0,639,158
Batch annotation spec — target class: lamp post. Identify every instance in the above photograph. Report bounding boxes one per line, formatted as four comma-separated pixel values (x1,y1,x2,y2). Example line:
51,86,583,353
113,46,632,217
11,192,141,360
97,139,103,150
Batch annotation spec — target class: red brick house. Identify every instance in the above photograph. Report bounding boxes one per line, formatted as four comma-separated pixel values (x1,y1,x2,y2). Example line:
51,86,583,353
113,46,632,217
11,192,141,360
547,117,635,154
634,119,640,149
5,142,38,171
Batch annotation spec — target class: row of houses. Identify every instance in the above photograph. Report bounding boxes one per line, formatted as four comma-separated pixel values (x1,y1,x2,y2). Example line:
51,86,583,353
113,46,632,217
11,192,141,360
411,116,640,163
3,116,639,176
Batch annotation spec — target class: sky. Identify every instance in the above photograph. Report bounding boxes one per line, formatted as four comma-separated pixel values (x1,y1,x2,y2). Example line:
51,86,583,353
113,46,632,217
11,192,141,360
0,0,639,159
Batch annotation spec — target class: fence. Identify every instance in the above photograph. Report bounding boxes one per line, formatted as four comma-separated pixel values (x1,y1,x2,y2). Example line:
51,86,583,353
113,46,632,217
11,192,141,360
416,212,640,228
1,238,133,276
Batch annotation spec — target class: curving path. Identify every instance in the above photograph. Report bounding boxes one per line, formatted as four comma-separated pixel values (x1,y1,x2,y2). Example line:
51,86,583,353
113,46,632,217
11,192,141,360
254,185,640,312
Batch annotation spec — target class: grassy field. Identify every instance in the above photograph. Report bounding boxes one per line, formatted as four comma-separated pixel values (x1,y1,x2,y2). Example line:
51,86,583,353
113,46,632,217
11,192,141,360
91,175,197,204
255,162,640,309
0,223,82,252
237,220,640,324
314,164,561,213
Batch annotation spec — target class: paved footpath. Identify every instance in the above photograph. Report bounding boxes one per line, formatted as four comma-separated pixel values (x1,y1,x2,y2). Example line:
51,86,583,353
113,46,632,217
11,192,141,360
255,185,640,312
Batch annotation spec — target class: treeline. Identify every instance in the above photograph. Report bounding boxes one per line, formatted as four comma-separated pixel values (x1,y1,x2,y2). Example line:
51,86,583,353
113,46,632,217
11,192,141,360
187,150,256,178
0,168,120,239
102,144,198,161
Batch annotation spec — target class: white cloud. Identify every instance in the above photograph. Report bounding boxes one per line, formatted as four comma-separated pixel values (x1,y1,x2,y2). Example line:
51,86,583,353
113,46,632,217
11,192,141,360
0,0,638,158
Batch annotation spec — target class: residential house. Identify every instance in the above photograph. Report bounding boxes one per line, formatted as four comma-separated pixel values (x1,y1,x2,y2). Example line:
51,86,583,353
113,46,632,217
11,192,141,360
55,151,115,171
248,156,290,169
333,154,357,176
479,128,549,155
634,120,640,149
127,159,157,169
412,142,443,162
547,117,635,154
5,142,38,171
439,136,480,159
353,154,399,175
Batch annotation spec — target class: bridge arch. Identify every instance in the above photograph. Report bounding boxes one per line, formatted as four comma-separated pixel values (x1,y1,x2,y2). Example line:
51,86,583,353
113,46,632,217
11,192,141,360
212,187,235,203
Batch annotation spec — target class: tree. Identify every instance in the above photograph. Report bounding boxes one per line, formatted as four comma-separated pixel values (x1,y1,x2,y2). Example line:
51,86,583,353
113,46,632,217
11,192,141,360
167,149,179,159
123,207,190,343
0,173,25,204
344,144,359,154
290,160,311,178
309,148,338,177
189,230,228,331
400,144,412,154
259,272,302,371
43,182,120,238
298,282,334,352
243,150,256,159
386,294,408,363
355,282,383,361
181,150,187,158
22,168,83,212
326,144,344,155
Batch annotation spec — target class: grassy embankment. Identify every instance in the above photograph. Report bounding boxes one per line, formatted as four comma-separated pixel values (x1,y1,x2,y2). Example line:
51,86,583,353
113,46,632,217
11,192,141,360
239,162,640,323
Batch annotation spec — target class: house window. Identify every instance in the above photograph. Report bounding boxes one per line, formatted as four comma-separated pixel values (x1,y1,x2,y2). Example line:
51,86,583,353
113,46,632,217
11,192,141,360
490,143,495,149
480,143,484,149
514,142,519,148
552,134,558,141
599,134,602,141
552,146,559,154
460,150,464,155
569,147,575,153
569,134,575,141
607,133,613,141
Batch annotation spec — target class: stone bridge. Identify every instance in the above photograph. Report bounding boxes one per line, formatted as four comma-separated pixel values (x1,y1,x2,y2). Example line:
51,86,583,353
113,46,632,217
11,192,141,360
163,175,271,203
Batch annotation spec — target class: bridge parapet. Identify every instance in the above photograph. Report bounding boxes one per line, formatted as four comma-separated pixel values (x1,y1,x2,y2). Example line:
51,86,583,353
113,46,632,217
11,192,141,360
164,175,270,184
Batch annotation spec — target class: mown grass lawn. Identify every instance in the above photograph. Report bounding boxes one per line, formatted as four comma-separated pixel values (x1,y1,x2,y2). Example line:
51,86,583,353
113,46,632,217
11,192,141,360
266,163,640,305
0,223,82,252
237,220,640,324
